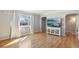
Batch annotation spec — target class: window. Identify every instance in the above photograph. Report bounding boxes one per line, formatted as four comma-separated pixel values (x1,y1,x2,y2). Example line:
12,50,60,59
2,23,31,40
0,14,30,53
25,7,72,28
19,14,31,36
19,14,30,26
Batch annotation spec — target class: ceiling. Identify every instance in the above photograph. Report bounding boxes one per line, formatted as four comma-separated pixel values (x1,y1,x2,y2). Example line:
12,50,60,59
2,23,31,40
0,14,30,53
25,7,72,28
24,10,67,15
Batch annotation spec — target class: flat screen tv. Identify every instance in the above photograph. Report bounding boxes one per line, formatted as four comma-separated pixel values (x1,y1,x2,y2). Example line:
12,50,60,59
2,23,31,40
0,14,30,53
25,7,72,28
47,18,61,22
47,18,62,27
47,23,61,27
19,15,30,25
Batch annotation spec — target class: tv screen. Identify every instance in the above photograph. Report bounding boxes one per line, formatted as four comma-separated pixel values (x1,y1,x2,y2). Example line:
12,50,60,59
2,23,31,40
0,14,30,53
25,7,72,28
47,23,61,27
47,18,61,22
53,23,61,27
47,18,62,27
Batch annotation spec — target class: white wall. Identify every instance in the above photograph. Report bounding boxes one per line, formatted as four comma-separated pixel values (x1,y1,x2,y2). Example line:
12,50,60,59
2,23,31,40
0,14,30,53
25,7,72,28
33,14,41,32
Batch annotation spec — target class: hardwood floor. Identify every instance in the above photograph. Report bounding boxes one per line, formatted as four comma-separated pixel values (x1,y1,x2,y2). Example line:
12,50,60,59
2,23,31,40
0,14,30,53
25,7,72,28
0,32,77,48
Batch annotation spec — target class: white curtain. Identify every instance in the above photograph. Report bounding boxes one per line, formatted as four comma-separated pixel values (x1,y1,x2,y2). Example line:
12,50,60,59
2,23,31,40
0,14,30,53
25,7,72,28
0,10,13,40
76,15,79,39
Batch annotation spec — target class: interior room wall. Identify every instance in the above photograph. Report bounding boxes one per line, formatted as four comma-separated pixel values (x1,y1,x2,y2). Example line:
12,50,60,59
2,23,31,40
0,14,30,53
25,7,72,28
66,14,76,34
0,10,78,40
33,14,41,32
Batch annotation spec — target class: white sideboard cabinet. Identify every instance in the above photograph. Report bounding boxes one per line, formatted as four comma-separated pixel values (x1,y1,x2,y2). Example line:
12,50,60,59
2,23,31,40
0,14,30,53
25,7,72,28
46,17,63,36
47,27,61,36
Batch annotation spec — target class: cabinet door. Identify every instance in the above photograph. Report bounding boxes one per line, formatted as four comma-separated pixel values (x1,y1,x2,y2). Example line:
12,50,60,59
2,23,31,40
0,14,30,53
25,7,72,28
47,29,50,34
51,29,54,34
20,27,30,35
55,29,60,35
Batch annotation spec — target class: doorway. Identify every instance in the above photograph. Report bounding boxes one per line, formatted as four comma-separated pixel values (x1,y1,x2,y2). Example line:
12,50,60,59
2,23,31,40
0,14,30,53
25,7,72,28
65,13,78,47
41,17,47,32
65,14,77,35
